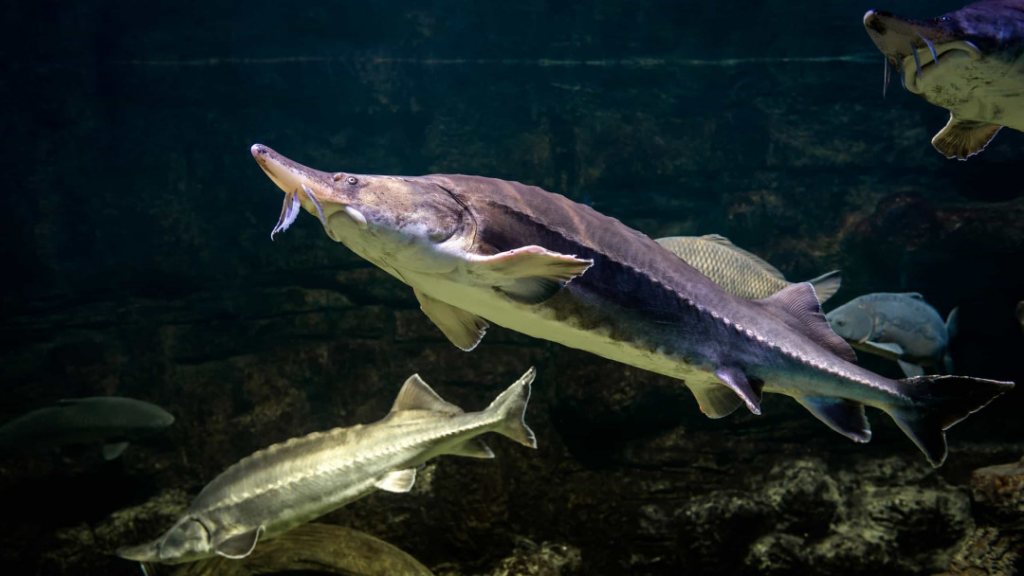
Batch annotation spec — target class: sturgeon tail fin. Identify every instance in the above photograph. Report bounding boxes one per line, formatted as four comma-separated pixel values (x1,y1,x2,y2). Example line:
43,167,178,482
806,270,842,303
485,367,538,448
884,375,1013,467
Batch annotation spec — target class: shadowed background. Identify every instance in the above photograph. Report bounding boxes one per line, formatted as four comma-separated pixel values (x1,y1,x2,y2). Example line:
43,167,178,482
2,1,1023,575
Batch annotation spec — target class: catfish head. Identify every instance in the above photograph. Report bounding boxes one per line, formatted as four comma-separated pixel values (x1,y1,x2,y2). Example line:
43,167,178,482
251,144,473,277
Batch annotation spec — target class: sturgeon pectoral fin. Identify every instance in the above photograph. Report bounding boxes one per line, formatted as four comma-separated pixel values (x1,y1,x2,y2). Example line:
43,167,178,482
390,372,464,415
932,114,1002,160
414,288,489,351
468,245,593,304
898,359,927,377
714,366,763,415
691,385,744,418
447,437,495,459
376,468,417,493
215,526,265,559
760,283,858,363
795,396,871,443
102,442,130,460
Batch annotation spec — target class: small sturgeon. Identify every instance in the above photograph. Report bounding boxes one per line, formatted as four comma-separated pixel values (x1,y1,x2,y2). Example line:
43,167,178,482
655,234,841,303
250,144,1014,467
117,368,536,571
863,1,1024,159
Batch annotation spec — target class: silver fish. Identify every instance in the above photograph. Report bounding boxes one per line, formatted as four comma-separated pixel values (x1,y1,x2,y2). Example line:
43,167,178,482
0,397,174,460
655,235,841,303
826,292,958,378
117,368,536,571
863,1,1024,159
249,144,1013,467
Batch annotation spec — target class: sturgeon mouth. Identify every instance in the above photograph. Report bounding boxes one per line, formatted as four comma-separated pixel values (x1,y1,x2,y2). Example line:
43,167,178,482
902,40,983,94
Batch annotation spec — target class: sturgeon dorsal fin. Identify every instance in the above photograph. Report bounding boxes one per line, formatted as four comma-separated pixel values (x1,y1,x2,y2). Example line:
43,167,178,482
215,526,264,559
390,375,463,415
698,235,786,281
761,283,858,363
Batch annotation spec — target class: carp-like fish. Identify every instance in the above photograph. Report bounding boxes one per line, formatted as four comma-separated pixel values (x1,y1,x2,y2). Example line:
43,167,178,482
117,368,536,572
863,0,1024,159
250,144,1013,467
655,234,841,303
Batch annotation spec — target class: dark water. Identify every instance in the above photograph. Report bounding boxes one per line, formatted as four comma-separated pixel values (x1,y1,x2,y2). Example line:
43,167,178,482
2,0,1023,575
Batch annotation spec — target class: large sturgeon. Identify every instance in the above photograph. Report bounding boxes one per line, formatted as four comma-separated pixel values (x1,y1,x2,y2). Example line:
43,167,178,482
117,368,536,572
250,144,1013,467
863,0,1024,159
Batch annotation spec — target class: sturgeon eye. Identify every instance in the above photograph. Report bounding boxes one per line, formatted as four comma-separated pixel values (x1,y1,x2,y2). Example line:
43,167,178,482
347,176,358,185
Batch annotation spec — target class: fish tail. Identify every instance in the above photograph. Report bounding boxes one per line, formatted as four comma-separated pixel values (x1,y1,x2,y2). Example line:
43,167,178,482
805,270,842,303
883,375,1013,467
485,367,538,448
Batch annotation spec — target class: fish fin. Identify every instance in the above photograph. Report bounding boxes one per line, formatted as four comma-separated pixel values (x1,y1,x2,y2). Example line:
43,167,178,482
795,396,871,443
376,468,417,493
903,293,924,300
946,307,959,341
468,246,593,305
447,437,495,459
413,288,489,351
884,375,1014,467
102,442,130,460
215,526,264,559
485,367,538,448
390,374,463,415
854,340,904,360
806,270,842,303
139,562,162,576
760,283,858,363
696,235,786,280
897,359,926,377
714,366,763,415
931,114,1002,160
690,385,744,418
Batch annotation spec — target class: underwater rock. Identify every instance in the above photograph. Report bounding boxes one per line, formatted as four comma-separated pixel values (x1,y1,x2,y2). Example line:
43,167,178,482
434,537,581,576
171,523,435,576
969,457,1024,527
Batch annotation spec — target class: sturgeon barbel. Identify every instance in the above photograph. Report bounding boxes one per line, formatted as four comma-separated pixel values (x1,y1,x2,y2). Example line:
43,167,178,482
863,0,1024,159
250,144,1014,467
117,368,537,571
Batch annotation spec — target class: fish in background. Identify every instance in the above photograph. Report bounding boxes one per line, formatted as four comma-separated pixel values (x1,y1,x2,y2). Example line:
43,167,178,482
0,397,174,460
862,1,1024,160
118,368,537,572
250,144,1013,467
826,292,958,378
655,234,841,302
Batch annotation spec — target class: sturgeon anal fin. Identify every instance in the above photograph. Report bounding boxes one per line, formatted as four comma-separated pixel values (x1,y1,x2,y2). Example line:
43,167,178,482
376,468,417,493
931,114,1002,160
714,366,763,415
102,442,130,460
414,288,489,351
898,359,926,378
853,340,904,361
760,283,858,363
806,270,842,303
795,396,871,443
390,373,464,415
215,526,265,559
447,437,495,459
468,245,593,305
690,385,744,418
